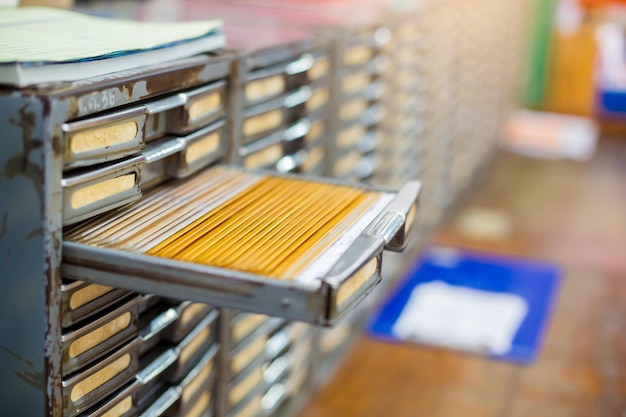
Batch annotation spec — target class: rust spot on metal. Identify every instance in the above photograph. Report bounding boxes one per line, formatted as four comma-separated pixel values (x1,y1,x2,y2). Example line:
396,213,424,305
42,96,52,118
143,65,205,96
109,84,135,105
66,97,79,119
151,113,161,132
4,105,45,210
44,240,64,417
121,83,134,99
53,233,61,252
52,126,63,157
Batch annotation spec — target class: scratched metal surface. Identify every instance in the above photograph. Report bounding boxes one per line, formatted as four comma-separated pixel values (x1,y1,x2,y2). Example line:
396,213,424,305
0,93,48,416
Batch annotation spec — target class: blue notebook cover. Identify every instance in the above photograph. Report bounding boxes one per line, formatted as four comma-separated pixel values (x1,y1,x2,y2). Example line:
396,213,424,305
368,247,562,364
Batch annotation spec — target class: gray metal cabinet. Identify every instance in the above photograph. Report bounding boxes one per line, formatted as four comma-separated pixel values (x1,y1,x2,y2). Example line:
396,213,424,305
0,53,237,416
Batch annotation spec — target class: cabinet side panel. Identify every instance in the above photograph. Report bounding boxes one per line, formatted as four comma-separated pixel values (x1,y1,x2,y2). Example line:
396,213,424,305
0,94,48,415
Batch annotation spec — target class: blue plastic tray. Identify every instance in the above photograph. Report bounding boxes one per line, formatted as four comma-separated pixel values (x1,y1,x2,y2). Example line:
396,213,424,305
368,247,562,364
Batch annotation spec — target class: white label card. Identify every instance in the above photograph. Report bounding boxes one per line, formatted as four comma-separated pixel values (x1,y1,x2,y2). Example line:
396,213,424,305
392,281,528,355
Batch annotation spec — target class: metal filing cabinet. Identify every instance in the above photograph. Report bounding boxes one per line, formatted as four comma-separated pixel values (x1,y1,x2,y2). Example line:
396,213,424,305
0,48,419,417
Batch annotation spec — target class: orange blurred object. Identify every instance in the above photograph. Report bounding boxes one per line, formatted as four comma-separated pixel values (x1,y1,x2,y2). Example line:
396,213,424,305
580,0,626,8
543,19,598,115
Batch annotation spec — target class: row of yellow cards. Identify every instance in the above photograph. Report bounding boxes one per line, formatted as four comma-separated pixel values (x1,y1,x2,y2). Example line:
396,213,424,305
65,167,387,280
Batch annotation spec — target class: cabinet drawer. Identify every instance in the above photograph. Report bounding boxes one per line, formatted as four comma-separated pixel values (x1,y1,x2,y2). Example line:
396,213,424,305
162,302,214,343
62,166,419,325
165,345,217,417
245,65,287,106
63,339,141,417
61,280,133,328
61,297,141,376
241,99,285,145
63,81,227,170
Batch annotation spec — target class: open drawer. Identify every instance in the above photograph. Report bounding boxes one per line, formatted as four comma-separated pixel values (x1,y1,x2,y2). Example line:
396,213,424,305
62,166,419,325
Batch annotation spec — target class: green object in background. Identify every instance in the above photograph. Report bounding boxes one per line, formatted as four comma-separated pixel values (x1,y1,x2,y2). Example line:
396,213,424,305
524,0,557,108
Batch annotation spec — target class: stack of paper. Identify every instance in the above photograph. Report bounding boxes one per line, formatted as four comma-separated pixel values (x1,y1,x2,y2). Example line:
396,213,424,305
0,7,224,87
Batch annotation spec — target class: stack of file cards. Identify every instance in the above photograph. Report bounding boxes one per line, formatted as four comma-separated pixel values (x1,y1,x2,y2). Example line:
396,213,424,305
63,165,420,323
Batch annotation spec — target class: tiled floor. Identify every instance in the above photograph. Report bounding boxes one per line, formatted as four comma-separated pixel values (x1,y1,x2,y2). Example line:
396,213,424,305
297,138,626,417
